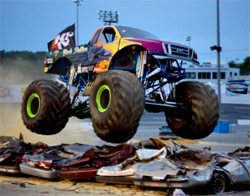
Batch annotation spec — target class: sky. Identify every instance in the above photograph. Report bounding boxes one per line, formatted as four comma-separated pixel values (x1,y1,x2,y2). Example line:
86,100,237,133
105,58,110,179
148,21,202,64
0,0,249,64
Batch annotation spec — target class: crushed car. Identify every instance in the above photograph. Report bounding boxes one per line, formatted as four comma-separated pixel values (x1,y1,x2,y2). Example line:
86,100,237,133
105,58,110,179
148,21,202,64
0,136,249,195
96,140,250,195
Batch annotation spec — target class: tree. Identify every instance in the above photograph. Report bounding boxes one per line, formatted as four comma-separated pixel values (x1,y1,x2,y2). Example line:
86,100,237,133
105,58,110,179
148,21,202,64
228,57,250,76
240,57,250,75
228,60,237,67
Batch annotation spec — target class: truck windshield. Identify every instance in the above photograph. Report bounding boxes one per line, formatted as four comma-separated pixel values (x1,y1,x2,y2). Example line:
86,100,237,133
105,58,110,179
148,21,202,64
116,26,160,40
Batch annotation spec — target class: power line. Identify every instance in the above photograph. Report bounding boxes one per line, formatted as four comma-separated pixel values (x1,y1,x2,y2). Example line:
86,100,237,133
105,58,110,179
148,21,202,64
199,48,250,55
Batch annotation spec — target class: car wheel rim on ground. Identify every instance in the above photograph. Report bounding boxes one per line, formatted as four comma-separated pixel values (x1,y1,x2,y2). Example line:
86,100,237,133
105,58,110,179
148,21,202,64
213,175,226,194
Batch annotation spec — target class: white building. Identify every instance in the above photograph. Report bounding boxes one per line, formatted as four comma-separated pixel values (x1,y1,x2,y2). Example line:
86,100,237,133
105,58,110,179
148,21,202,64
182,58,240,83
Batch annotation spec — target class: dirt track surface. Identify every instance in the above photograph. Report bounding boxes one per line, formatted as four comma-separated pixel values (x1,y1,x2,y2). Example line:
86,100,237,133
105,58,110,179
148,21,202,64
0,175,165,196
1,175,250,196
157,138,198,145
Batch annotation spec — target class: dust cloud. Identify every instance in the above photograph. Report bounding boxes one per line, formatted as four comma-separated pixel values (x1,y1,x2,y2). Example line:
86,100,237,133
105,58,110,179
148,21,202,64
0,103,101,145
0,58,105,146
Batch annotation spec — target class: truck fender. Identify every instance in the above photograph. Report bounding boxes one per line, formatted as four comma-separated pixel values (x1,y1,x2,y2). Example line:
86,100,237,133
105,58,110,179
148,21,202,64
47,57,72,75
109,44,147,70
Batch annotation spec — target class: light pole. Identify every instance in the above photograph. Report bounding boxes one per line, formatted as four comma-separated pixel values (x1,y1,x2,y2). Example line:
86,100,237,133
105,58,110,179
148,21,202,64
72,0,83,45
210,0,222,107
216,0,221,106
186,36,191,47
186,36,191,65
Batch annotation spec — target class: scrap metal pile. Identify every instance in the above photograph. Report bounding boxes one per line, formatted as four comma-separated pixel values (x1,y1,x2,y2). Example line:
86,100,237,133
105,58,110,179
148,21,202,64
0,134,250,195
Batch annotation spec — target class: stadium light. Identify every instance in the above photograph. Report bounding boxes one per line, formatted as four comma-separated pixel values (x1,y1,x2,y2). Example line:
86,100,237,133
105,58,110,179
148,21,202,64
98,10,119,25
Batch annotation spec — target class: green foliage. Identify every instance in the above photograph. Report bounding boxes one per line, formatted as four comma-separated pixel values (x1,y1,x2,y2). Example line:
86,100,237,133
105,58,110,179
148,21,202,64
228,60,237,67
240,57,250,75
0,50,46,63
228,57,250,76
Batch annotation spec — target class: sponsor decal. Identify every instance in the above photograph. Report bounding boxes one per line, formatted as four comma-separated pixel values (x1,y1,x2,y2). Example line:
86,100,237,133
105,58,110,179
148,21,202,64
63,46,88,56
47,24,76,51
63,48,73,55
20,85,28,97
0,86,10,98
77,65,94,73
47,58,53,64
74,46,88,54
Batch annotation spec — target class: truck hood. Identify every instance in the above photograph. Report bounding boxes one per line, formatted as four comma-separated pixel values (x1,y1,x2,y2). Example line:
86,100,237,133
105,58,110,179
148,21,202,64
125,38,191,52
125,38,165,53
124,38,199,65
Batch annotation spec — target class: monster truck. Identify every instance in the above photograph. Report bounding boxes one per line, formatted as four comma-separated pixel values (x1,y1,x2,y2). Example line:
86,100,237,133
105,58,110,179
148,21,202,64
21,26,219,143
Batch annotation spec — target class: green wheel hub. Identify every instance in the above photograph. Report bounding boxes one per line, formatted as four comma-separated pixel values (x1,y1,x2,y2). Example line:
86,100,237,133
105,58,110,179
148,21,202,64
96,85,111,113
27,93,40,118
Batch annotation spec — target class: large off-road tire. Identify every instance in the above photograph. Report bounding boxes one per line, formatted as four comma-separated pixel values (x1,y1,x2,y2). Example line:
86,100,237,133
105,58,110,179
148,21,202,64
21,79,71,135
166,81,219,139
90,70,145,143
